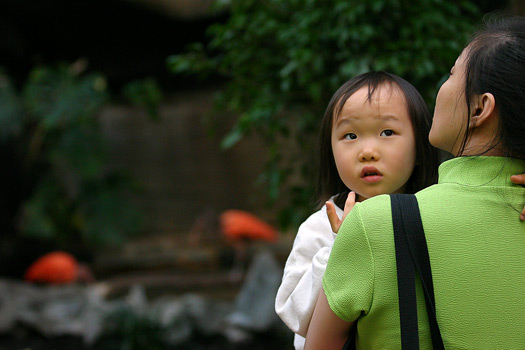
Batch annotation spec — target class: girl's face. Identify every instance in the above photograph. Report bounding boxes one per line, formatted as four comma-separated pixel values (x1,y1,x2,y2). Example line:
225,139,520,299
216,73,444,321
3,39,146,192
331,85,417,202
429,50,469,154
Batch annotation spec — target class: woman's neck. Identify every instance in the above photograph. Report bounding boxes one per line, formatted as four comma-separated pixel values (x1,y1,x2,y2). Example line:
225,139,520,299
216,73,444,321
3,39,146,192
458,142,505,157
458,109,504,157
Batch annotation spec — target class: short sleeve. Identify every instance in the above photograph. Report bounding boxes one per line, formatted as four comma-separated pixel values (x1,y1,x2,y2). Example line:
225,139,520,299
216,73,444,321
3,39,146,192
322,204,374,322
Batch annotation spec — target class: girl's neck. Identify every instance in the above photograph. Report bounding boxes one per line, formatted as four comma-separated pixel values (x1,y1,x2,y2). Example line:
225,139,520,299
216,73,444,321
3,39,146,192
356,194,366,202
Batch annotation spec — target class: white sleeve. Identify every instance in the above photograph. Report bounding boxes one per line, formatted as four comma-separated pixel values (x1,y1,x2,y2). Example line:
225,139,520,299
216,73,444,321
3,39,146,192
275,202,340,337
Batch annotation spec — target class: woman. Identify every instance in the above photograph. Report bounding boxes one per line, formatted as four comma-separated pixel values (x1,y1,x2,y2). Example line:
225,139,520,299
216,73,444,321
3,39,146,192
305,16,525,349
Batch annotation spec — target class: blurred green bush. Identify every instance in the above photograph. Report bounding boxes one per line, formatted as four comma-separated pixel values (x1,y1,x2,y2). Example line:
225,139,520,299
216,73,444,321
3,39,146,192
0,64,161,250
168,0,484,229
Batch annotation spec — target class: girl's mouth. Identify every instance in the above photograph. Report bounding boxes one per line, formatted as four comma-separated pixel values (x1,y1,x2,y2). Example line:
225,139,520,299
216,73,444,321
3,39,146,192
361,166,383,183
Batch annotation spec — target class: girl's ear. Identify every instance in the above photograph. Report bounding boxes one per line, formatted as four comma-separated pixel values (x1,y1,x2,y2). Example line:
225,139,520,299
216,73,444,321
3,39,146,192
469,92,496,129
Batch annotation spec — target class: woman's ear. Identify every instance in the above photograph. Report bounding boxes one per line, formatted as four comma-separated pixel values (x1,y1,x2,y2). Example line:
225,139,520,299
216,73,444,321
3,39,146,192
469,92,496,128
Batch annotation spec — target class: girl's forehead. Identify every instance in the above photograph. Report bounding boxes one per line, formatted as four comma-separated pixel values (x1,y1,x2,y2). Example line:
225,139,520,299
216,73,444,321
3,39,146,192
334,84,406,119
368,84,405,102
353,84,404,104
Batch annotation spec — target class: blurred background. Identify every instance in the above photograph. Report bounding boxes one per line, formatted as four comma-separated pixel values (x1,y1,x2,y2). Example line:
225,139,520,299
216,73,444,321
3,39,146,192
0,0,523,349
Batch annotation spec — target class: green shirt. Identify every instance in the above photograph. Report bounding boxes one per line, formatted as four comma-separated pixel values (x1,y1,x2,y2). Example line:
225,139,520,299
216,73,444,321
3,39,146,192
323,156,525,349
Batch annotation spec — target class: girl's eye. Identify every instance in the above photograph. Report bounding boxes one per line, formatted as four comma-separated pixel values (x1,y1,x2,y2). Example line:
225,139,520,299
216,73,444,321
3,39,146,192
344,133,357,140
380,130,394,137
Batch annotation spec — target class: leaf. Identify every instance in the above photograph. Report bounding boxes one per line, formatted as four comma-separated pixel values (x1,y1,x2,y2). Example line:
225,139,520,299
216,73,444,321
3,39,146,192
0,74,23,140
19,177,64,240
122,78,163,121
80,181,142,247
221,126,243,149
51,126,108,180
22,66,108,130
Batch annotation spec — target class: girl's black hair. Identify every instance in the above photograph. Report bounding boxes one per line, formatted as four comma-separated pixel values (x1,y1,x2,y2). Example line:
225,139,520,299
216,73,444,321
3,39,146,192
459,15,525,160
317,71,440,209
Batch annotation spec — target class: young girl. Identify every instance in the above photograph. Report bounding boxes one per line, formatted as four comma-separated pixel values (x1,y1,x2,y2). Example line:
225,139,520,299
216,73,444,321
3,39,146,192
275,71,440,350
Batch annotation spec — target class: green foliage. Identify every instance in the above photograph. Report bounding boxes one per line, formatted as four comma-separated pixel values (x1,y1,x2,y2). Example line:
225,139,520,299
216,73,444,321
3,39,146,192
0,64,143,248
122,77,163,121
102,306,166,350
168,0,483,228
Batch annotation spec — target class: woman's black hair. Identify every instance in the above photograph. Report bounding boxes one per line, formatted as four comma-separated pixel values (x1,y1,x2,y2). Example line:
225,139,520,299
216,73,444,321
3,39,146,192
317,71,439,209
460,15,525,159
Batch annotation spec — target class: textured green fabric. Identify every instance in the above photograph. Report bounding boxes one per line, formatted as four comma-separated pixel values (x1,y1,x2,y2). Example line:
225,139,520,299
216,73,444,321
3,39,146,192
323,156,525,349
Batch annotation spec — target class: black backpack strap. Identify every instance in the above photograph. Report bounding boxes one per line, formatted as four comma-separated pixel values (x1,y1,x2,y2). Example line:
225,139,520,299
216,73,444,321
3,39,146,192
391,194,444,350
392,194,419,349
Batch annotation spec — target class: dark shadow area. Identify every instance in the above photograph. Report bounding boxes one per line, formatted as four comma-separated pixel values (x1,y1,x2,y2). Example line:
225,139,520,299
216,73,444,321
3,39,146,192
0,0,223,91
0,324,293,350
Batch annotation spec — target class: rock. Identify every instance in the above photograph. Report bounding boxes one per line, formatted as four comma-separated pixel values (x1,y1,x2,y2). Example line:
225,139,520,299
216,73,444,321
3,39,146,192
224,249,283,342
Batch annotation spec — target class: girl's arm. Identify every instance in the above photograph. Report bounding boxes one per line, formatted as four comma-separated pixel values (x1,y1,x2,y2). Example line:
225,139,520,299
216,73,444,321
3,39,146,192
304,289,355,350
510,174,525,221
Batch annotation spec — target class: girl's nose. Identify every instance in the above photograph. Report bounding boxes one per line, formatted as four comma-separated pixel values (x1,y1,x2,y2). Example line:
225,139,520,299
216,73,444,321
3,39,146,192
359,148,380,161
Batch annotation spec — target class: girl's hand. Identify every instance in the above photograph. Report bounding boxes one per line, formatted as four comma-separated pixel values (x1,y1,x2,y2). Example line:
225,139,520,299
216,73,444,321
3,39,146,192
326,191,356,234
510,174,525,221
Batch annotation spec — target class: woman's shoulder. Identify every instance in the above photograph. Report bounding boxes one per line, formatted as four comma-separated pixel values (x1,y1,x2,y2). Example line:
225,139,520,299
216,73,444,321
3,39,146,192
344,194,394,231
355,194,392,214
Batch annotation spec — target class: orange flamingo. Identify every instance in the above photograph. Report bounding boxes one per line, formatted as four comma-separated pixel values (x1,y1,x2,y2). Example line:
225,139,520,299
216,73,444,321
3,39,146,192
24,251,94,284
219,210,279,280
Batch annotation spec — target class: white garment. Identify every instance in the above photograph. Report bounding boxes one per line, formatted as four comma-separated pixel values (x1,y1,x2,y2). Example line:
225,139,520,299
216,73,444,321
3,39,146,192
275,197,342,350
